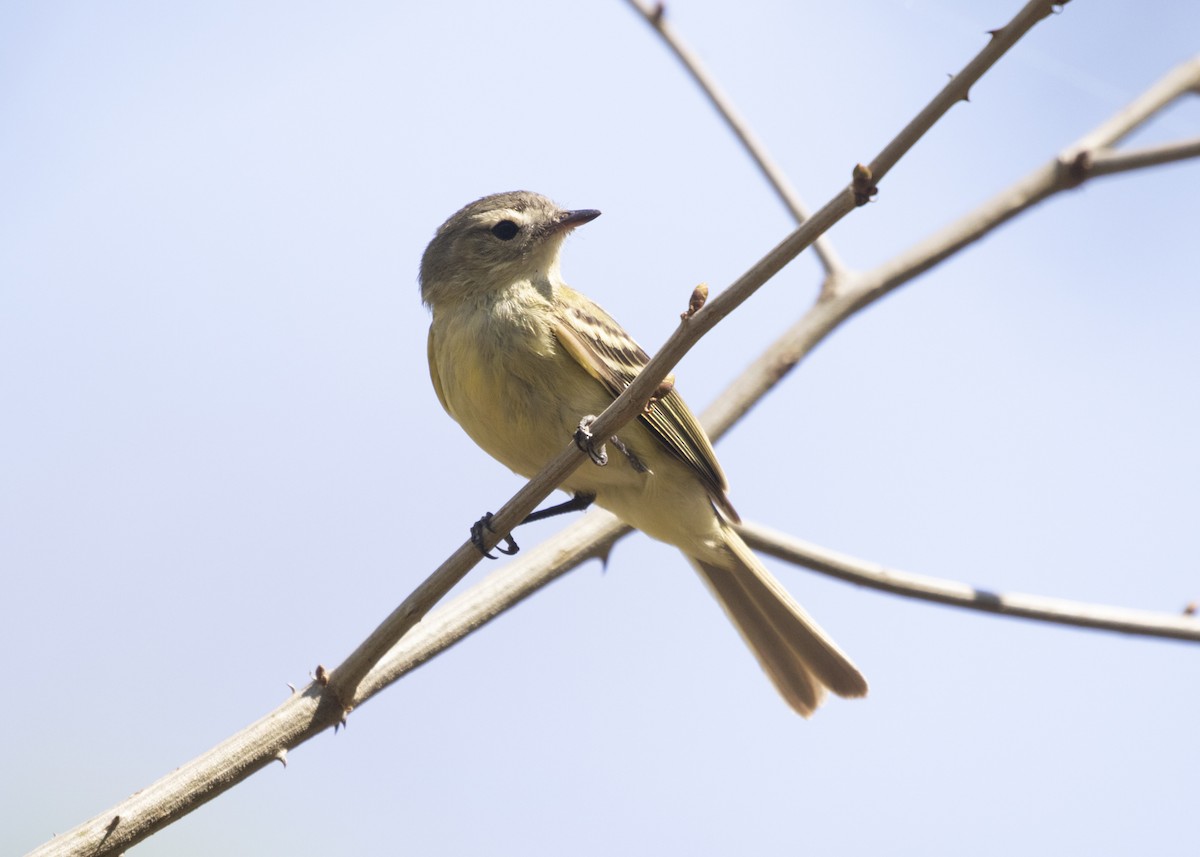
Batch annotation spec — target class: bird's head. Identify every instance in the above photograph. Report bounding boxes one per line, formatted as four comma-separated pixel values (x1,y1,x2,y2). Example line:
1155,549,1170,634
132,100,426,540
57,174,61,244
420,190,600,308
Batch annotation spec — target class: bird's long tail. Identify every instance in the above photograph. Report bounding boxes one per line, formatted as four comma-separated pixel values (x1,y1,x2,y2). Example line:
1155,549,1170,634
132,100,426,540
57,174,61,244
686,530,867,717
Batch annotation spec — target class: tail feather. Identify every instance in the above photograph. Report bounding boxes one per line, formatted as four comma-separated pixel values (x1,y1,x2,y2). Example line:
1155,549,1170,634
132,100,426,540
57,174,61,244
687,532,867,717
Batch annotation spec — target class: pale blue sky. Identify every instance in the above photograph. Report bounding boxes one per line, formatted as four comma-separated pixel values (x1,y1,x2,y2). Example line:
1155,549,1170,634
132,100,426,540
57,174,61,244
4,2,1199,855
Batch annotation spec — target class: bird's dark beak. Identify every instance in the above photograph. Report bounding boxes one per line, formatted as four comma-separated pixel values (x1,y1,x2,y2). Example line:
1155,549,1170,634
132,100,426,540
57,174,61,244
556,209,601,231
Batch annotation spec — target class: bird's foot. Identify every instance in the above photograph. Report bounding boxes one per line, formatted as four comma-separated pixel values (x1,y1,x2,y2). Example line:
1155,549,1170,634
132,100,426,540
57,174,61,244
470,512,519,559
574,415,608,466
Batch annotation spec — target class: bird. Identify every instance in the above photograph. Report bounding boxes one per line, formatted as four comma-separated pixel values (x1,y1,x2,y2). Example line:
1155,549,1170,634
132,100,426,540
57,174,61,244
419,190,867,716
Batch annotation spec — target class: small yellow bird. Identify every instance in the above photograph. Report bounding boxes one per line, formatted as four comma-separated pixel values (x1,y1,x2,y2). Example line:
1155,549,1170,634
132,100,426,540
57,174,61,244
420,191,866,716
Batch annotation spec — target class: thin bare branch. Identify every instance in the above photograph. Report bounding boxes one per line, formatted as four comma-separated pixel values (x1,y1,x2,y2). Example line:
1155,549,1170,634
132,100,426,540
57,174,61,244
698,52,1198,434
868,0,1066,185
1065,55,1200,154
622,0,846,276
737,522,1200,642
1085,136,1200,176
24,687,332,857
856,54,1200,309
358,512,629,698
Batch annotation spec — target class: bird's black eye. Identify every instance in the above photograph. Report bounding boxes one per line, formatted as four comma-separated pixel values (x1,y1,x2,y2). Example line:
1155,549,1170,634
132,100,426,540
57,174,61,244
491,220,519,241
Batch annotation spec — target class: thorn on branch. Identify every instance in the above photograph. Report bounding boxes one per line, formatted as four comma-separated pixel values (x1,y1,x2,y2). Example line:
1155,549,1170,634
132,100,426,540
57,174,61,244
681,282,708,320
274,749,289,768
651,3,666,25
852,163,878,206
1185,601,1197,616
947,74,971,103
986,27,1003,38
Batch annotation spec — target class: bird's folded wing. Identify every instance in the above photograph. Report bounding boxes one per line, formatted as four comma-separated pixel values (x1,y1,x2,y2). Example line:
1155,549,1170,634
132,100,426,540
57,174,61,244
552,292,736,520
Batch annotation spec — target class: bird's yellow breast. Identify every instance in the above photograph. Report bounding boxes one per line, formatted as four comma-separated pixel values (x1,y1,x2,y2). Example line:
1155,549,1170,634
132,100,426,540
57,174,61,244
428,283,598,479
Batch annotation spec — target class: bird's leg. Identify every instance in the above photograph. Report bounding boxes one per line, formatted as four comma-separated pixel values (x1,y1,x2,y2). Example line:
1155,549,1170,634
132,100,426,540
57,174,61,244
470,512,519,559
574,415,608,466
521,491,596,525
